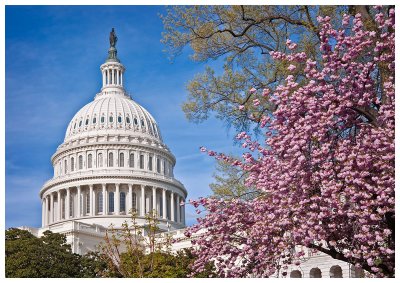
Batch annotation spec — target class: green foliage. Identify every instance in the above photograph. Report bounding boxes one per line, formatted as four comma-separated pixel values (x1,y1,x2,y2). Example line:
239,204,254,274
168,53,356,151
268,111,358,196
5,228,105,278
161,5,348,135
98,210,216,277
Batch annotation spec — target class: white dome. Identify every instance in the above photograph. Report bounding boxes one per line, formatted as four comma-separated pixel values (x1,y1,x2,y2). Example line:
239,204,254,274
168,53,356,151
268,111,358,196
65,93,162,143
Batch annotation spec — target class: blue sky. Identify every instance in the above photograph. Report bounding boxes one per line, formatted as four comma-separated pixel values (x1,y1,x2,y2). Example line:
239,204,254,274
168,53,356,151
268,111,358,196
5,5,244,228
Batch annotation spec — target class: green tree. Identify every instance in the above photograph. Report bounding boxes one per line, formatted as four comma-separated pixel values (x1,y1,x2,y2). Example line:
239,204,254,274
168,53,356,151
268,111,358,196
5,228,105,278
161,5,383,136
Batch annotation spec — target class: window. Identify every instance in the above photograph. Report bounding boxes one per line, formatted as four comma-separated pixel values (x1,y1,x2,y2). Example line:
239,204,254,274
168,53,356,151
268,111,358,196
119,153,124,167
109,116,113,123
79,120,82,127
126,116,130,124
129,153,134,168
73,123,76,129
141,119,145,127
108,152,113,167
157,158,161,173
98,153,103,167
98,192,103,213
64,160,68,174
134,118,138,125
85,118,89,125
140,154,144,169
132,192,136,211
93,117,96,124
70,195,74,217
120,192,126,212
163,160,166,175
118,116,122,123
87,154,92,168
71,157,75,171
86,193,90,214
78,155,83,170
101,116,105,123
61,197,65,219
148,156,153,171
109,192,114,213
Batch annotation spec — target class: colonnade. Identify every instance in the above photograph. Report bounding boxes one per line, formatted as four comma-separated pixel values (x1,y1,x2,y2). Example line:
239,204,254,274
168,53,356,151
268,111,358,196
42,183,185,227
102,67,123,87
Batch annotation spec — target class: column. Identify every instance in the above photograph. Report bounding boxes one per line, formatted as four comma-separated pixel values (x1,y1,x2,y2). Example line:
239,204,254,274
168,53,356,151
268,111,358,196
183,200,185,225
111,69,115,85
116,70,120,85
50,193,54,224
115,184,120,215
57,190,61,221
162,189,167,219
102,184,107,215
66,188,70,220
141,185,145,216
152,187,157,215
128,184,133,214
77,186,81,217
170,192,175,222
176,195,180,223
102,70,105,87
121,72,123,86
89,185,94,216
45,196,49,226
41,199,45,227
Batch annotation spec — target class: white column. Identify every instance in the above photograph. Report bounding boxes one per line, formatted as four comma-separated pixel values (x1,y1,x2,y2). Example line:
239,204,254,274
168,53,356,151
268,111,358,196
152,187,157,215
111,69,115,85
176,195,180,223
41,199,45,227
116,70,120,85
102,184,107,215
89,185,94,216
66,188,70,220
170,192,175,222
115,184,120,215
141,185,145,216
183,200,185,225
77,186,81,217
102,70,105,87
57,190,61,221
121,71,123,86
128,184,133,214
45,196,49,226
50,193,54,224
162,189,167,219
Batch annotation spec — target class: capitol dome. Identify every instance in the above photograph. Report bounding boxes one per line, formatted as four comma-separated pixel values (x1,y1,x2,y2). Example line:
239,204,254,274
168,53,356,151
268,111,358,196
39,29,186,243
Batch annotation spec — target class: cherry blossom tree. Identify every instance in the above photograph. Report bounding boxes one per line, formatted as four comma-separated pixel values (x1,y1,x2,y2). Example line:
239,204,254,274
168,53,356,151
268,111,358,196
186,7,395,278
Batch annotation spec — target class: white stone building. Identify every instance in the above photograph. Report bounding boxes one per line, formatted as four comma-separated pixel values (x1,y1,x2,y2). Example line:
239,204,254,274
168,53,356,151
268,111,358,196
20,30,364,278
24,29,187,255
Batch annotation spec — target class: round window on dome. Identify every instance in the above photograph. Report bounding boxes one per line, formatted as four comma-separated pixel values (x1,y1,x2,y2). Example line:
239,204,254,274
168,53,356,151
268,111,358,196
109,116,113,123
101,116,105,123
118,116,122,123
126,116,130,124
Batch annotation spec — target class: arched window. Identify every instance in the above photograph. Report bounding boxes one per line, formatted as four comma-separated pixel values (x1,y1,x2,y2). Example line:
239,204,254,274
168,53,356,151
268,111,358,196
73,123,76,129
85,118,89,125
290,270,302,278
126,116,130,124
78,155,83,170
108,152,114,167
330,266,343,278
109,192,114,213
79,120,82,127
120,192,126,212
93,117,96,124
119,153,124,167
87,154,92,169
132,192,137,211
118,116,122,123
86,193,90,214
134,118,138,125
98,192,103,213
310,268,322,278
148,156,153,171
157,158,161,173
71,157,75,172
98,153,103,167
129,153,134,168
109,116,113,123
69,195,74,217
140,154,144,169
101,116,105,123
141,119,145,127
64,159,68,174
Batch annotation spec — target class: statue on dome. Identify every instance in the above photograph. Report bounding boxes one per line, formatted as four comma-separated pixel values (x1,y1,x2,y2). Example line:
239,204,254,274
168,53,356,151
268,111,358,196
109,28,118,47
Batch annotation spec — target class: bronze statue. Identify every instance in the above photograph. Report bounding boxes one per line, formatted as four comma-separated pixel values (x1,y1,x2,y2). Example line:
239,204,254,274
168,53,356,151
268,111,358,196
109,28,118,47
